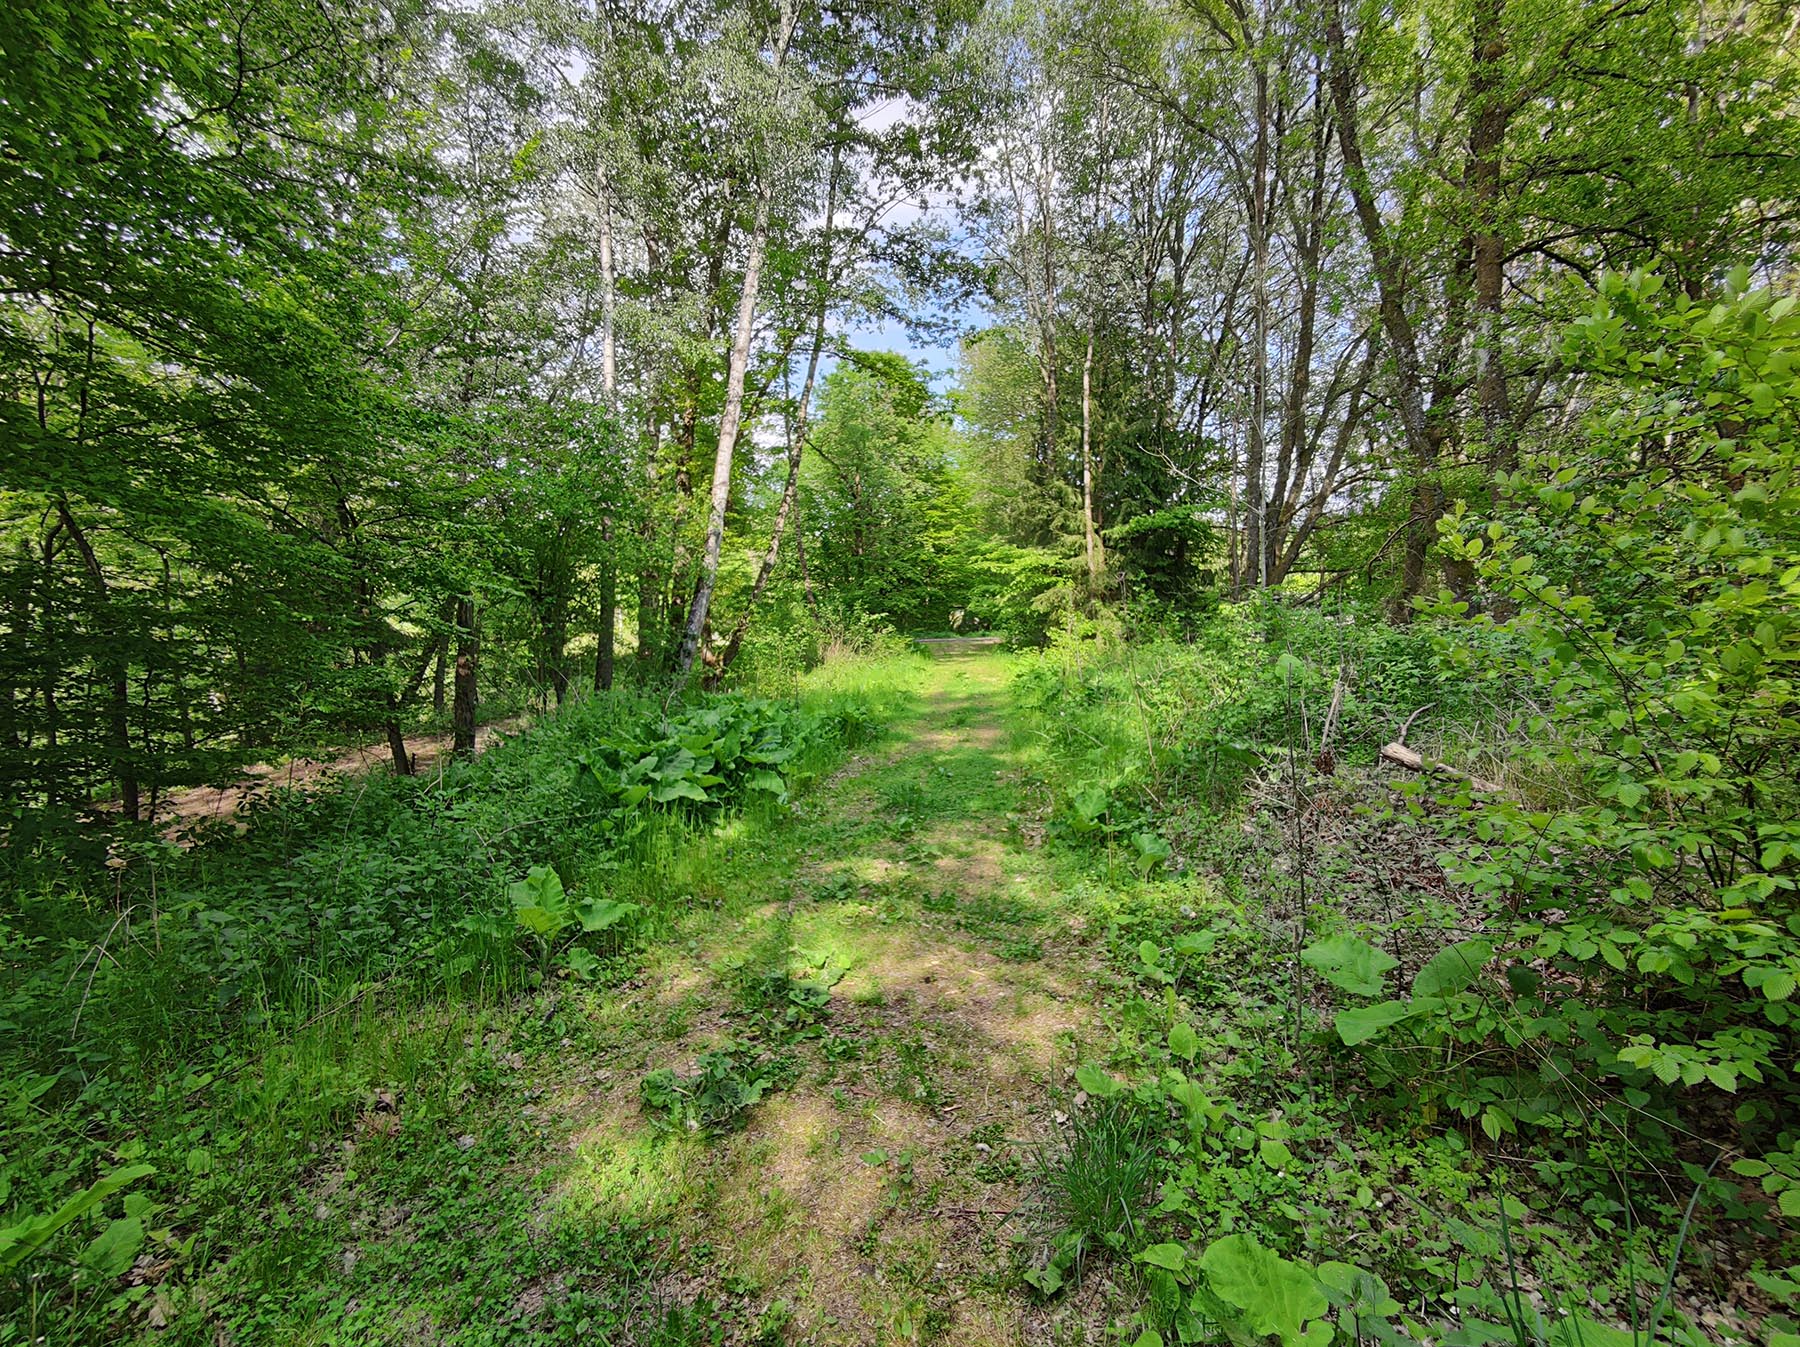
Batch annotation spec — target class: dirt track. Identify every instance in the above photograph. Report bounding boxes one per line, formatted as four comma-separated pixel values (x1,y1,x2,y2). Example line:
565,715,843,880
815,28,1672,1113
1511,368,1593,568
147,717,526,835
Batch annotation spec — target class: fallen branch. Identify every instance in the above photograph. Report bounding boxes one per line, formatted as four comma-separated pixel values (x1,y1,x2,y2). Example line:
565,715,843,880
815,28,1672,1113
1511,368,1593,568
1316,663,1352,770
1378,741,1501,794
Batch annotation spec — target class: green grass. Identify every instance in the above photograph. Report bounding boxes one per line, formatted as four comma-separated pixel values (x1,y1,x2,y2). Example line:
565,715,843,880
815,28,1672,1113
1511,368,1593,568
0,651,924,1343
1005,619,1780,1347
8,632,1775,1346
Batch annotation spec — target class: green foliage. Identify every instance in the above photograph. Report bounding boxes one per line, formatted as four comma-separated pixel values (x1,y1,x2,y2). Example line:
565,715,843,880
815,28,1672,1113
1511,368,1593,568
501,864,638,980
1300,935,1399,998
1424,269,1800,1168
0,1165,154,1277
576,695,827,815
1026,1095,1160,1294
640,1044,775,1135
0,673,876,1332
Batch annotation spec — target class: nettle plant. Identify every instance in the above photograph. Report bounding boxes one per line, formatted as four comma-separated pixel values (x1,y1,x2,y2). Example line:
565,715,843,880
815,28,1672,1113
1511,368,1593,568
1417,270,1800,1175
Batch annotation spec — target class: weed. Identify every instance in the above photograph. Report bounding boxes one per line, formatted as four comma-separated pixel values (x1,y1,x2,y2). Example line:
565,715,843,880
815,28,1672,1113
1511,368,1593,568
640,1044,778,1135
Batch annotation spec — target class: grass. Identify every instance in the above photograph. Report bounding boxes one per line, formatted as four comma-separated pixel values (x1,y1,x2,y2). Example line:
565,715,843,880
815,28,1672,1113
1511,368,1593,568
1031,1097,1160,1267
0,652,922,1343
8,626,1784,1346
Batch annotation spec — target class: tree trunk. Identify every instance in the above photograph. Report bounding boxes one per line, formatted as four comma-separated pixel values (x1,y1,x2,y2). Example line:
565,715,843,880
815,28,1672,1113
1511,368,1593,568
596,519,616,693
596,159,620,693
1267,81,1329,583
713,147,841,681
1326,0,1457,617
1276,338,1377,582
55,500,136,820
1242,57,1272,592
453,595,477,758
796,520,819,618
1469,0,1514,471
1080,312,1104,587
597,163,618,410
384,719,413,776
637,419,663,669
674,8,795,677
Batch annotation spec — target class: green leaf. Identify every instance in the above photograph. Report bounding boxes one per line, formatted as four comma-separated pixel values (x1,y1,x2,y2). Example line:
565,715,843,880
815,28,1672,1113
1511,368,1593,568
565,947,601,981
80,1216,145,1279
507,865,564,906
1133,831,1172,874
651,778,708,804
1069,783,1109,827
1315,1262,1398,1315
1301,935,1399,997
509,866,571,935
0,1164,156,1274
1259,1138,1295,1169
1140,1242,1188,1272
747,770,788,799
1198,1234,1328,1347
1169,1022,1199,1062
1023,1260,1064,1296
1549,1317,1639,1347
1411,939,1494,998
576,898,638,933
1334,1001,1415,1046
1075,1063,1122,1098
512,905,565,938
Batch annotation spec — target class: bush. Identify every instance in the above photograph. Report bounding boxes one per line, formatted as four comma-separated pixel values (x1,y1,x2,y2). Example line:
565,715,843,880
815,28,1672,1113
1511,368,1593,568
1393,269,1800,1182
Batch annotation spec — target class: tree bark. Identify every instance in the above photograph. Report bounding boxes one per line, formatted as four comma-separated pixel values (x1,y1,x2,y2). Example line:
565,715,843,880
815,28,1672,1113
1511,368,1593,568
453,595,477,758
1080,311,1104,587
795,518,819,618
674,2,797,678
596,158,620,691
384,720,413,776
1242,56,1272,591
711,146,842,682
636,418,663,669
1469,0,1514,471
1325,0,1458,616
1267,80,1329,583
55,499,136,820
596,519,616,692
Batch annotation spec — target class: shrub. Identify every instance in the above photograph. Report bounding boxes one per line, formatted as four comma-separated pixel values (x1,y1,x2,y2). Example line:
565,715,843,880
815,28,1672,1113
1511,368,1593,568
1399,269,1800,1178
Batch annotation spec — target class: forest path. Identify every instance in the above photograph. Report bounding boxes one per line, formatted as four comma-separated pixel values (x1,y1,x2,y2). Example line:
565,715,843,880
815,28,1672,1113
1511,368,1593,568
555,651,1102,1344
141,714,527,836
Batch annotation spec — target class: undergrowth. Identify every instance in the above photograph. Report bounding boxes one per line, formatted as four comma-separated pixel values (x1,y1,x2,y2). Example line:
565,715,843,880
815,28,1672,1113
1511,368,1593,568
0,651,920,1342
1010,604,1800,1347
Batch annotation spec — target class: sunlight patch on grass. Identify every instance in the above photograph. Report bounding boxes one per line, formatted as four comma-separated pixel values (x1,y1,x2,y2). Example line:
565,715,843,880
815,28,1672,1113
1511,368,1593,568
560,1119,707,1228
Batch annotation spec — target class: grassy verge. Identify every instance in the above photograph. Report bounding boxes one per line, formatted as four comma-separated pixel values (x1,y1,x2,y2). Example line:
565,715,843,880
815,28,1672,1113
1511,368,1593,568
0,653,922,1344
